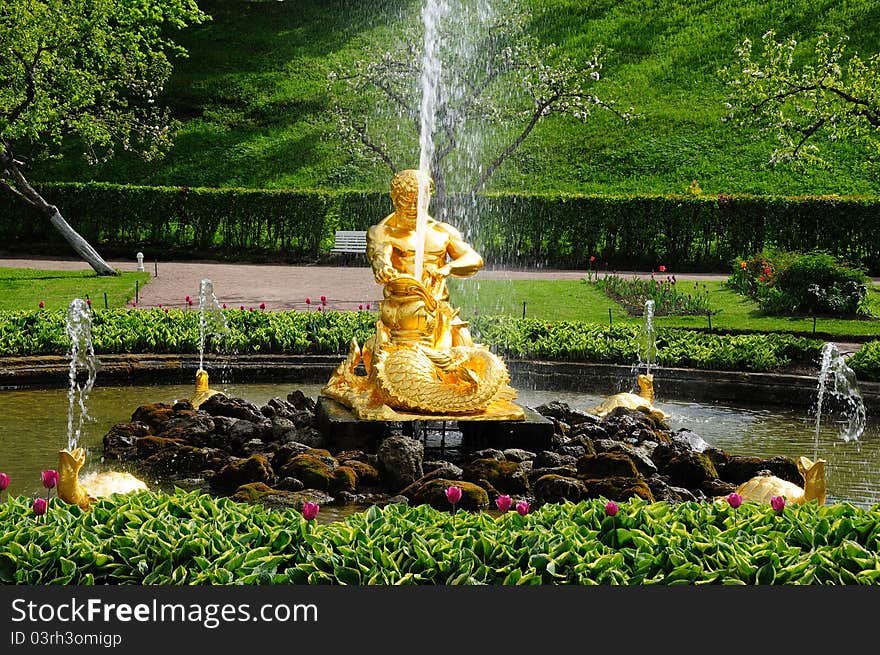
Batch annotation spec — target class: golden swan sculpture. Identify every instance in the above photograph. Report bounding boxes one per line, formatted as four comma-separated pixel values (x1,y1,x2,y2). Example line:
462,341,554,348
57,447,148,511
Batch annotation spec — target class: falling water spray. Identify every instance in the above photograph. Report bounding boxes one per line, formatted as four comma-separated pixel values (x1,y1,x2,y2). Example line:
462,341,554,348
198,278,229,371
414,0,448,283
813,342,866,461
65,298,98,451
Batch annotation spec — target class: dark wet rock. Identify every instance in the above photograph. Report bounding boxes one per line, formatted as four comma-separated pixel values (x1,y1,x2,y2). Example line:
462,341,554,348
398,464,466,497
701,478,738,498
571,422,609,441
591,441,657,477
131,403,178,430
281,426,325,449
648,477,699,503
557,443,587,459
329,466,358,494
409,478,489,511
287,390,317,413
577,452,642,479
534,474,585,505
241,438,268,456
502,448,536,463
229,483,332,510
279,453,334,491
462,458,530,495
671,428,712,453
200,394,265,424
144,445,226,476
377,435,424,492
662,451,719,489
580,476,655,503
340,459,382,486
470,448,505,461
535,400,597,426
272,442,312,469
534,450,577,469
136,436,187,458
211,454,274,493
155,414,216,442
527,465,578,485
720,455,801,486
103,422,152,460
276,477,305,492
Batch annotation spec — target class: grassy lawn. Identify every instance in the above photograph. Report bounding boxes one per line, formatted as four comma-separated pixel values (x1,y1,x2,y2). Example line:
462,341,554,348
0,268,150,311
449,278,880,340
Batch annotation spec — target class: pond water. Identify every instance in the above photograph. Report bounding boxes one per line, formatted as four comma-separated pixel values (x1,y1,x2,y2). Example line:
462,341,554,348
1,379,877,511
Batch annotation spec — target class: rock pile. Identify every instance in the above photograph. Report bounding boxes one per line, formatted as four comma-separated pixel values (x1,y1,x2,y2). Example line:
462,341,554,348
102,390,803,512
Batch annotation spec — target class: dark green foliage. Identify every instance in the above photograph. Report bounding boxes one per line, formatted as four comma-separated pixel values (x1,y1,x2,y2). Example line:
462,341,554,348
728,250,872,316
2,184,880,273
849,341,880,382
2,491,879,585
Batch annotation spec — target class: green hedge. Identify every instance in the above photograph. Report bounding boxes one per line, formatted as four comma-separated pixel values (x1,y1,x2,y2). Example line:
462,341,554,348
2,183,879,272
1,491,878,585
0,309,827,373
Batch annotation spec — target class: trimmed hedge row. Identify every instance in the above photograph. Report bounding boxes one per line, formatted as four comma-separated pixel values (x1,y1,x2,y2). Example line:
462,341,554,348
0,309,829,374
2,183,879,272
2,491,878,585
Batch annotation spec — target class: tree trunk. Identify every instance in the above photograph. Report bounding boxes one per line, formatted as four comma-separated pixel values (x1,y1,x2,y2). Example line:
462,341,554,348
1,155,118,276
48,209,118,276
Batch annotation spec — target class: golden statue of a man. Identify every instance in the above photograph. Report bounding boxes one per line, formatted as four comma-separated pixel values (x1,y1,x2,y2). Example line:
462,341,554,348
322,169,523,421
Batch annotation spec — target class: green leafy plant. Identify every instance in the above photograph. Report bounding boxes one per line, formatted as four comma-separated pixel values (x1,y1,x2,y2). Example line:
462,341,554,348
594,272,712,316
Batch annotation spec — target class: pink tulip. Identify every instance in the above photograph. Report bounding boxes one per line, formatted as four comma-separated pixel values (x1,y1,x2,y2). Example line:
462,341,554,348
445,485,462,505
32,497,47,517
358,304,363,311
305,297,311,305
164,308,169,313
259,302,266,310
248,307,254,312
605,500,619,517
38,301,44,308
366,303,371,310
320,295,327,305
41,469,58,490
222,303,227,309
771,495,785,513
0,472,9,491
240,305,245,310
317,306,323,312
302,501,319,521
727,492,743,509
516,500,530,516
495,494,512,513
86,298,91,307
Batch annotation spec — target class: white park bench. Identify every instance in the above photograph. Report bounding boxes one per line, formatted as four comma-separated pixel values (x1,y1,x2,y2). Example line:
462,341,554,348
331,230,368,254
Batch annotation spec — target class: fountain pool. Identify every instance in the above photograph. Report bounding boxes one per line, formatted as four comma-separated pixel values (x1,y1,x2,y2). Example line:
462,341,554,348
1,380,877,509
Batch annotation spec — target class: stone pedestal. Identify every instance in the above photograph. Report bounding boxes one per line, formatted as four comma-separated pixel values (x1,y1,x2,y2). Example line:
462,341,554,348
315,396,555,454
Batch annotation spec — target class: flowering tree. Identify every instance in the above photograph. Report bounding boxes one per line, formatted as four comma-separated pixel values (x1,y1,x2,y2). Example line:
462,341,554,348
0,0,208,275
328,2,633,204
721,30,879,168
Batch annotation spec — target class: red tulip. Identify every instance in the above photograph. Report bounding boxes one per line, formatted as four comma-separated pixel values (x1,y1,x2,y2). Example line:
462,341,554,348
763,266,771,275
38,301,44,308
758,275,765,282
605,500,619,517
302,501,320,521
0,472,9,491
305,297,311,305
358,304,363,311
366,303,371,310
86,298,91,307
240,305,245,310
590,255,596,263
495,494,512,513
445,485,462,505
320,295,327,305
771,495,785,513
317,306,323,312
259,302,266,310
41,469,58,490
727,492,743,509
33,497,48,516
164,308,169,313
659,265,666,272
222,303,227,309
248,307,254,312
515,500,530,516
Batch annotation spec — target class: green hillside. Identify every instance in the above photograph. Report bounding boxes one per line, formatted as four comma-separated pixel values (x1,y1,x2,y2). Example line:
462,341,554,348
31,0,880,196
